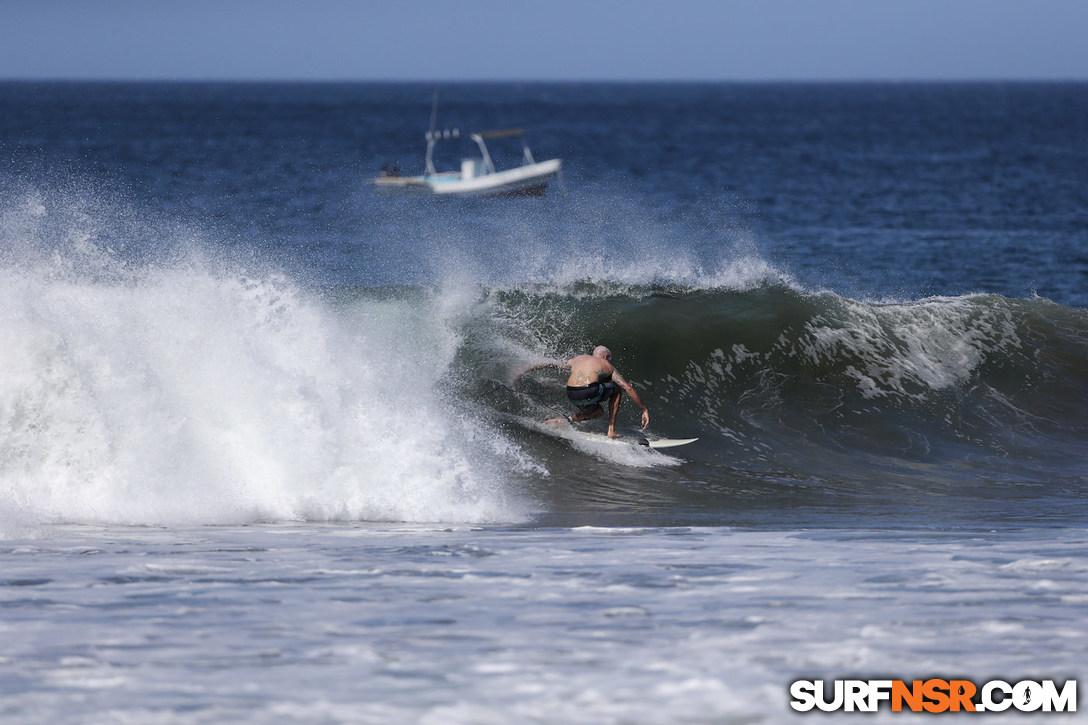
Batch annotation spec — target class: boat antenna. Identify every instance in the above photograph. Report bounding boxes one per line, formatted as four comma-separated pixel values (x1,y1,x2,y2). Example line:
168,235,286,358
425,88,439,175
428,88,439,138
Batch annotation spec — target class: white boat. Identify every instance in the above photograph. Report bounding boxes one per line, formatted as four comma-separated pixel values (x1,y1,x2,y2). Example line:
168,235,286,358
372,115,561,197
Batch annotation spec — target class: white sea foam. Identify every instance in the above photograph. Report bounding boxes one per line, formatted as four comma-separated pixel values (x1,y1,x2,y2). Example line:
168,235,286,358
542,247,792,292
3,524,1085,723
0,190,528,532
805,294,1021,399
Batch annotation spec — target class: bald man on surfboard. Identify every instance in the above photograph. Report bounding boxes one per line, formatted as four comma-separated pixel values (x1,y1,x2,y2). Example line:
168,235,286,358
515,345,650,439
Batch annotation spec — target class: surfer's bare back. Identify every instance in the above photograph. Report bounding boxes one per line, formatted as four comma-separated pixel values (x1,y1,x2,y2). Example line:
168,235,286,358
515,345,649,438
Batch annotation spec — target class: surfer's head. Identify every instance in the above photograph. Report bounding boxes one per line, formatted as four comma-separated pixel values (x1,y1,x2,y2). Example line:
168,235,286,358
592,345,612,361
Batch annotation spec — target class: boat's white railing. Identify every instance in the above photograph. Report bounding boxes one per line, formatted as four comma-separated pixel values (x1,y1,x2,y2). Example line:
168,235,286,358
424,128,459,175
469,134,496,175
424,127,539,177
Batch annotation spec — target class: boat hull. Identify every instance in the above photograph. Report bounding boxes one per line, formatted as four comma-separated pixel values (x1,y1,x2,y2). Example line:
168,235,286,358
430,159,561,196
372,159,561,197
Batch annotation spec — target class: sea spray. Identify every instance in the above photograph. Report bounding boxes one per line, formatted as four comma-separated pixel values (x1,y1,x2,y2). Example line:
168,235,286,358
0,189,529,531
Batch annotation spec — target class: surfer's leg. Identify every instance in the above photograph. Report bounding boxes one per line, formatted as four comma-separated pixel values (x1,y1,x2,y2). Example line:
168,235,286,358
570,404,604,423
545,404,603,425
606,390,622,438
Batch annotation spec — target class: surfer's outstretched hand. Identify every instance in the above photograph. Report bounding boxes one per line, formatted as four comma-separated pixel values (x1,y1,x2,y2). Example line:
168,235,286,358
640,410,650,430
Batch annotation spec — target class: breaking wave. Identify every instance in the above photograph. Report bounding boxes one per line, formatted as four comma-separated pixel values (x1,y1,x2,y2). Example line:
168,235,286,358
3,182,1087,533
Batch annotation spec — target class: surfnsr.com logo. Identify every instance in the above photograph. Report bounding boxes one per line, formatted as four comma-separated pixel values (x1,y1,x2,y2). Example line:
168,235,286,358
790,679,1077,713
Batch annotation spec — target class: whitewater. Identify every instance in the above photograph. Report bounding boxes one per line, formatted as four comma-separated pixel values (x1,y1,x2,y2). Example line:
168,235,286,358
0,194,528,532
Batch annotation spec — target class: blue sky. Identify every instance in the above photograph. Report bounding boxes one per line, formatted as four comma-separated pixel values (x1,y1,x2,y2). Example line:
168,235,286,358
1,0,1086,81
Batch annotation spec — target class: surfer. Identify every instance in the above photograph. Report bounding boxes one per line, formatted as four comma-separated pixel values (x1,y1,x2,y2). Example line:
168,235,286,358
515,345,649,438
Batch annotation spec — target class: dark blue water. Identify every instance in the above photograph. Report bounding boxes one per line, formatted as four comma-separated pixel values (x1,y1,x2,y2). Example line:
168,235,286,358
5,82,1087,299
2,81,1087,530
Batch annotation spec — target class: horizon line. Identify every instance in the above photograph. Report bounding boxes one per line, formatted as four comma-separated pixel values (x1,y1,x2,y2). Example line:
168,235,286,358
2,76,1087,85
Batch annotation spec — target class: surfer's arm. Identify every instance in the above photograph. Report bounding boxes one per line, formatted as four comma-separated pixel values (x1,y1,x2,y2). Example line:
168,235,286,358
612,371,650,430
512,359,570,386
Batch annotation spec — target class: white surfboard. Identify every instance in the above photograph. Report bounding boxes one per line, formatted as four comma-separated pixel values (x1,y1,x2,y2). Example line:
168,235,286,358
575,431,699,449
642,437,699,449
511,415,698,452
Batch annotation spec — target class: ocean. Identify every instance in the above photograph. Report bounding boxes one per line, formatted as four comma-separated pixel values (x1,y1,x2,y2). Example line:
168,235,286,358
1,81,1086,722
